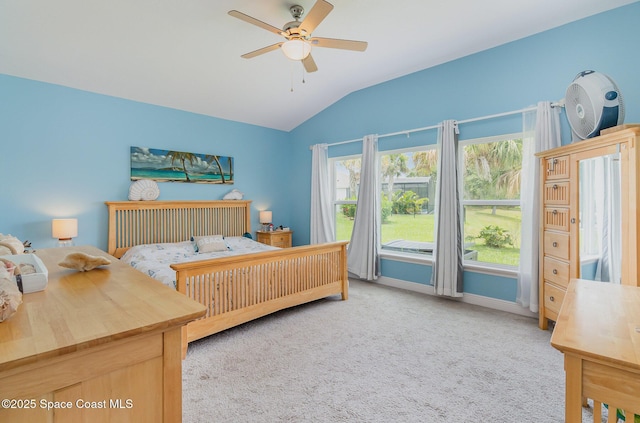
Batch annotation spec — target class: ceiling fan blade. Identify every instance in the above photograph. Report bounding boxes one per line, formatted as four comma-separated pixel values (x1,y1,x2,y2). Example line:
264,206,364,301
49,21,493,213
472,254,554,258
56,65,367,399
228,10,284,36
302,54,318,73
310,37,368,52
241,43,283,59
298,0,334,35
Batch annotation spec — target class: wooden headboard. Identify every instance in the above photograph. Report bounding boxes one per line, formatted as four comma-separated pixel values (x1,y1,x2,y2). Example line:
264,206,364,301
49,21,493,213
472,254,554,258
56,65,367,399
105,200,252,258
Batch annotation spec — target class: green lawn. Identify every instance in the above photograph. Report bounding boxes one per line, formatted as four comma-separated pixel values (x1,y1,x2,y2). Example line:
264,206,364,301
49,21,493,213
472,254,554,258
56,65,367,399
337,206,521,266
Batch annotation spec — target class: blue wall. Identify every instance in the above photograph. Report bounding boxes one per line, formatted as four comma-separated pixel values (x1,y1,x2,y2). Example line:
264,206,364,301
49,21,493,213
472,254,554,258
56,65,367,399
288,3,640,300
0,76,291,250
1,3,639,303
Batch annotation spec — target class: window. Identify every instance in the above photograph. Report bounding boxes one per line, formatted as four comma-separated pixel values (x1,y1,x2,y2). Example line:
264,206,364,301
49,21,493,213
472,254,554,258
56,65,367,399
379,147,438,255
332,156,361,242
330,134,522,270
459,134,523,267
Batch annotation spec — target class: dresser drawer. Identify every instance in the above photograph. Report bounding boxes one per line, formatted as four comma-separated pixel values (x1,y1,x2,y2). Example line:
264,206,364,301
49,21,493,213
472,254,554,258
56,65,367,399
544,155,570,180
543,282,566,316
543,181,570,205
544,231,570,261
271,236,288,247
256,231,292,248
543,256,570,288
543,207,570,231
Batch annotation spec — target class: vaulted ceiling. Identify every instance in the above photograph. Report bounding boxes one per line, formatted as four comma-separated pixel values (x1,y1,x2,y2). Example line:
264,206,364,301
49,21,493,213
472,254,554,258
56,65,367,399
0,0,635,131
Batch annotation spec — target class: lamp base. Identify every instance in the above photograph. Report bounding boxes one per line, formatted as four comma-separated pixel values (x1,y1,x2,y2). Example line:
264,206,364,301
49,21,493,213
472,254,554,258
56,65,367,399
57,239,74,248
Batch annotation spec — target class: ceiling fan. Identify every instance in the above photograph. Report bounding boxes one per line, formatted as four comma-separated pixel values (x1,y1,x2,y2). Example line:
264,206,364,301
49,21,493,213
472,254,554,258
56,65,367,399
228,0,368,73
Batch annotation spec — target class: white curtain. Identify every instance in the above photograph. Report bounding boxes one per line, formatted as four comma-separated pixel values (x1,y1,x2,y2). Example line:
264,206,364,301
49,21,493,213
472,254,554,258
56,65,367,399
310,143,335,244
517,102,562,311
347,135,380,280
430,120,463,297
593,154,622,284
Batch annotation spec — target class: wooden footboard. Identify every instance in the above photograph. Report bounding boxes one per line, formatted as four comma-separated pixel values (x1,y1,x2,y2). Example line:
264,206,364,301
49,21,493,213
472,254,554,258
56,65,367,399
106,200,349,358
171,241,348,357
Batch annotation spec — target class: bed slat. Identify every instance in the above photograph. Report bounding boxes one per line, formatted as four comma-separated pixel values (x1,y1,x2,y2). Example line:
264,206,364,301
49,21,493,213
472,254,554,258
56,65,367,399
106,200,251,257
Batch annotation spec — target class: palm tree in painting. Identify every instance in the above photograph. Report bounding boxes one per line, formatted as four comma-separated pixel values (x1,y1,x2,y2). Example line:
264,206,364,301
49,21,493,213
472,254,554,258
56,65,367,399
166,151,197,182
205,155,226,183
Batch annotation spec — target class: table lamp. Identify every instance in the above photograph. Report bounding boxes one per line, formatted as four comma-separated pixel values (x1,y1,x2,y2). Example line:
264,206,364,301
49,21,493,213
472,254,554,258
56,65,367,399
259,211,272,231
52,218,78,247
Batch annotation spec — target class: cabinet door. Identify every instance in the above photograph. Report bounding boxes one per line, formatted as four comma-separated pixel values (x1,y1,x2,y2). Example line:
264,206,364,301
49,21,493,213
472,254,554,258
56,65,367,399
0,333,165,423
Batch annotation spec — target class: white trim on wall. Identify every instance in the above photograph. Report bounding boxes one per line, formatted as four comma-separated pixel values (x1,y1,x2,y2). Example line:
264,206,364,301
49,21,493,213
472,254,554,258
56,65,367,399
369,276,538,319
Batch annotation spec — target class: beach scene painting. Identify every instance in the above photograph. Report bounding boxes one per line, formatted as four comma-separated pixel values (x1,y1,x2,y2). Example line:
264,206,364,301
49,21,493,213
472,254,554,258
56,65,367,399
131,146,234,184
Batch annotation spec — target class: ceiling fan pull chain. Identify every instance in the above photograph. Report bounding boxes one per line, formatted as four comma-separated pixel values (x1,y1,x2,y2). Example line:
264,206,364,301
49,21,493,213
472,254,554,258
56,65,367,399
291,61,295,92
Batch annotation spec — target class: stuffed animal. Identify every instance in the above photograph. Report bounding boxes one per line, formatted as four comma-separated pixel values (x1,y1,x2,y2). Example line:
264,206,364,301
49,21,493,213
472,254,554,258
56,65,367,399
58,252,111,271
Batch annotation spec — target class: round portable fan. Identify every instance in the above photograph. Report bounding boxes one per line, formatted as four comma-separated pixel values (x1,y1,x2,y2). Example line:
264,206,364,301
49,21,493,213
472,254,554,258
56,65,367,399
565,70,625,140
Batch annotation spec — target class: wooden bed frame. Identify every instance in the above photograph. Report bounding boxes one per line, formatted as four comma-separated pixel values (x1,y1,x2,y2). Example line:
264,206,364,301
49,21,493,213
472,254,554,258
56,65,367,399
105,200,348,358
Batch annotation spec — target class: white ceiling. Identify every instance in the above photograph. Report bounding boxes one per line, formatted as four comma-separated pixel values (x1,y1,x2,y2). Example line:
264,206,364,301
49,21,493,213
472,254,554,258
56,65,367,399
0,0,635,131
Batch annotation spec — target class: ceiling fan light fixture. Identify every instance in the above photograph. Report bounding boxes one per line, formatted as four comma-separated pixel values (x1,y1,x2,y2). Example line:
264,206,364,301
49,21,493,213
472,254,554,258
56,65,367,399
281,39,311,61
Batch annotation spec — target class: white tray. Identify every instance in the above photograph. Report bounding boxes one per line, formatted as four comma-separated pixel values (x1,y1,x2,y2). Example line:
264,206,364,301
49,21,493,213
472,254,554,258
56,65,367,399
0,253,48,293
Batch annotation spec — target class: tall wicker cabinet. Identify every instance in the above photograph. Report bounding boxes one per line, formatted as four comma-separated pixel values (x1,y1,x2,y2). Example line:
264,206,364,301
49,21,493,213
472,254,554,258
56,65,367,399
537,126,640,330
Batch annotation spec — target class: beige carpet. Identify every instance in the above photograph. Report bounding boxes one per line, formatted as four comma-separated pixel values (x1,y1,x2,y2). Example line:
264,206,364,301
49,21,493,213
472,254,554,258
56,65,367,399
182,279,597,422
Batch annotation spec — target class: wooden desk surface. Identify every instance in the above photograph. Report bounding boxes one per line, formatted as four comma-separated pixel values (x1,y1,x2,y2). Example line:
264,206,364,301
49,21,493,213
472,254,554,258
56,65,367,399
0,245,206,372
550,279,640,371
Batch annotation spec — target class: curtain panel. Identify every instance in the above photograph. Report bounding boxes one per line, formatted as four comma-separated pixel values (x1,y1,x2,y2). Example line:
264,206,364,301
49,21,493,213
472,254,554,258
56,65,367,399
347,135,380,280
517,102,561,312
430,120,464,297
310,143,335,244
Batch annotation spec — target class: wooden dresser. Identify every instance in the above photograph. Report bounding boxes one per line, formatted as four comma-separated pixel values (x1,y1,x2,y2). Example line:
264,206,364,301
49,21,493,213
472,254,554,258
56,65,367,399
538,149,571,328
551,279,640,422
256,230,293,248
537,126,640,329
0,246,206,422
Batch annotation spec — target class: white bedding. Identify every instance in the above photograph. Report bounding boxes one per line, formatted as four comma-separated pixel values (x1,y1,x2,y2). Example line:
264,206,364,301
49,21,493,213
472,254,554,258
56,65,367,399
120,237,278,288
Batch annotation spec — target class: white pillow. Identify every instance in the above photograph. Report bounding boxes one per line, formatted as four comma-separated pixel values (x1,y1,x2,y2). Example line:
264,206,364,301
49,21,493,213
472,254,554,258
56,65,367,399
192,235,229,253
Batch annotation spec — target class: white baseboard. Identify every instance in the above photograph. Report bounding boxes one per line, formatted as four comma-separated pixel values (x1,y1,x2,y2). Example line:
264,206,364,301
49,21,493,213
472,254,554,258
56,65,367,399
370,276,538,319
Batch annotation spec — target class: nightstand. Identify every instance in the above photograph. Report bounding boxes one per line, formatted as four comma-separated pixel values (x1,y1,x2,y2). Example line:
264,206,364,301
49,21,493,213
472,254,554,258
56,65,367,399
256,230,293,248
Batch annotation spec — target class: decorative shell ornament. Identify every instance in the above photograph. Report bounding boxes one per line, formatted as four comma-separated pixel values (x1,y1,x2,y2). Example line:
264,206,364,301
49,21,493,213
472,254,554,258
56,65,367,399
0,265,22,322
128,180,160,201
222,189,243,200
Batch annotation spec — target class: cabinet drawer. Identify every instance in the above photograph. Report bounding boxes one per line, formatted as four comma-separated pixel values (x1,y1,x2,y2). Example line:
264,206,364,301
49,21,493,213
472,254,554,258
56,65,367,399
543,207,570,231
543,256,570,288
544,155,570,180
544,231,570,260
271,234,288,243
257,231,292,248
543,181,570,205
543,282,566,316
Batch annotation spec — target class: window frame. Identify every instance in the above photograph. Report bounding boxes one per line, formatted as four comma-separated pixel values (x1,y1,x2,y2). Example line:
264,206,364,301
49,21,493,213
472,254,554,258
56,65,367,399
326,133,523,279
458,132,523,271
377,145,438,257
330,154,361,242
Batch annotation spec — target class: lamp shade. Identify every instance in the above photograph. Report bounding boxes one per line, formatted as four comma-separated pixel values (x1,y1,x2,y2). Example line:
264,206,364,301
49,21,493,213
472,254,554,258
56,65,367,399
281,39,311,61
259,211,272,224
52,218,78,240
